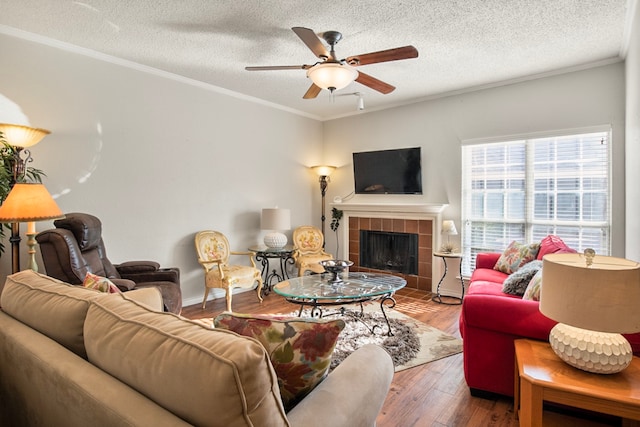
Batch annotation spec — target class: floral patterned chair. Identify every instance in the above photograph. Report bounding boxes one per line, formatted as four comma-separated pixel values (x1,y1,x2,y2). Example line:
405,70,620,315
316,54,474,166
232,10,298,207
292,226,334,276
194,230,263,311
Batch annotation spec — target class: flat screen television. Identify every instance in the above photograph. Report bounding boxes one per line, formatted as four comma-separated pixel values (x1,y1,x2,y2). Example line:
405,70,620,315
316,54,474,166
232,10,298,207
353,147,422,194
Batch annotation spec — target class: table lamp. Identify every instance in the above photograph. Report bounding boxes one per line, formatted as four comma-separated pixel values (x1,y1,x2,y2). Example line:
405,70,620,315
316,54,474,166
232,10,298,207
540,251,640,374
440,220,458,253
261,208,291,249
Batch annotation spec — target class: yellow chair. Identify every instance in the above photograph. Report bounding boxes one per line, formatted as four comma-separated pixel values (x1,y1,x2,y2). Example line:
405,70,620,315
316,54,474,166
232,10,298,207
292,226,334,276
195,230,263,311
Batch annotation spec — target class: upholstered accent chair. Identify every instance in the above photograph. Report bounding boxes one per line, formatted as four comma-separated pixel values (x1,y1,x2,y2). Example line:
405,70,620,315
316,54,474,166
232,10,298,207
292,226,334,276
35,212,182,314
194,230,263,311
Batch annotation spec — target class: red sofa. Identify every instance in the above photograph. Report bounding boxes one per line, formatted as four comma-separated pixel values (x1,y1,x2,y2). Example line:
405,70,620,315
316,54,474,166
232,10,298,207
459,250,640,397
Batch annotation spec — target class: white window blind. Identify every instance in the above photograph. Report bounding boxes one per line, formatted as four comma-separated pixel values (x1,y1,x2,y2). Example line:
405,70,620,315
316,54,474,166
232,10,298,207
461,130,611,276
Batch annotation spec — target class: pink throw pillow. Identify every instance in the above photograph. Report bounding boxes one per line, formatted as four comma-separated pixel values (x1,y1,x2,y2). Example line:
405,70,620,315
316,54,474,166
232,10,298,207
536,235,577,260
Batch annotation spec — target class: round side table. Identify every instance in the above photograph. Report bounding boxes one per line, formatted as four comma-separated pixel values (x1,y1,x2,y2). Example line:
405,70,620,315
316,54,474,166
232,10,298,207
248,245,295,295
432,252,465,305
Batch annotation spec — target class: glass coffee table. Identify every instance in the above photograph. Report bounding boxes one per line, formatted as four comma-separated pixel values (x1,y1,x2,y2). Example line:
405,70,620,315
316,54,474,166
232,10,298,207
273,272,406,336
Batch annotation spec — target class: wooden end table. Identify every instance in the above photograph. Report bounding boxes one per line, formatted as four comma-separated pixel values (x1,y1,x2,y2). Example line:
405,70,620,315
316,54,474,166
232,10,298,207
514,339,640,427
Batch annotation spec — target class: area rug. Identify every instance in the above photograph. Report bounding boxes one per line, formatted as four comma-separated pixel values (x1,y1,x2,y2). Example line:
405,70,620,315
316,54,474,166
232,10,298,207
191,305,462,372
294,304,463,372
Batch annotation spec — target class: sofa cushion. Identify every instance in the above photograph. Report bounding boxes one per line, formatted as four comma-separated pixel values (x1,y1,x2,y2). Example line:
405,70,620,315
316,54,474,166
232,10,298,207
0,270,106,358
469,267,509,284
466,280,521,298
84,296,289,427
214,312,345,411
501,260,542,296
494,241,540,274
536,235,577,260
523,269,543,301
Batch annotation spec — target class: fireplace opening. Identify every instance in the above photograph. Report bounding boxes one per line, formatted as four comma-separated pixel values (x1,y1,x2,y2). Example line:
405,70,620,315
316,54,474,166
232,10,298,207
359,230,418,275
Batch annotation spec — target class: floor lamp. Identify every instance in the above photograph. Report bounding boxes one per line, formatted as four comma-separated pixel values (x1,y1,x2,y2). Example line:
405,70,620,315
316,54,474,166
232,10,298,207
0,123,52,273
311,165,336,243
0,183,64,273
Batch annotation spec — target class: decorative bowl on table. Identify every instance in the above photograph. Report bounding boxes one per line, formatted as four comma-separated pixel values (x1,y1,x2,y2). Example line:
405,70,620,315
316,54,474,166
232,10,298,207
319,259,354,283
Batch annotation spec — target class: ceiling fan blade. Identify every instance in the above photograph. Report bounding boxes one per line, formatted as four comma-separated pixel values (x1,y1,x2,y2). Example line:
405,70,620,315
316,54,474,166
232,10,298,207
245,65,310,71
303,83,322,99
346,45,418,66
292,27,329,59
355,72,396,94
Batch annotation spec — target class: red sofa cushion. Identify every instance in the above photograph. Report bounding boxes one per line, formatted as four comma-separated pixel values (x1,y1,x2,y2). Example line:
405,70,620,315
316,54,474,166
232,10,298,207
475,252,501,270
469,268,509,287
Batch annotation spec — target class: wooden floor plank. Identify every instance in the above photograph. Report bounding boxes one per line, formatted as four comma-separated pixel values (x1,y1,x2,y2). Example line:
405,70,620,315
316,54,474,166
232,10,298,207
181,287,622,426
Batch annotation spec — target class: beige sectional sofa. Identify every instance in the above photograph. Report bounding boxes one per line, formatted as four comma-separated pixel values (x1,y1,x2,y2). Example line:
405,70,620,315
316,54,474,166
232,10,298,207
0,270,394,426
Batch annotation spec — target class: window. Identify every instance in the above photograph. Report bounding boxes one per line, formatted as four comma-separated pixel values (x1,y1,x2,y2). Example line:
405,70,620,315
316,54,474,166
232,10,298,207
461,129,610,276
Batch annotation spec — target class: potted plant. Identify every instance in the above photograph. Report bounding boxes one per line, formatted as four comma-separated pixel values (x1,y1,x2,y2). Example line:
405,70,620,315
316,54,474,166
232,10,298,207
330,207,343,257
0,131,45,254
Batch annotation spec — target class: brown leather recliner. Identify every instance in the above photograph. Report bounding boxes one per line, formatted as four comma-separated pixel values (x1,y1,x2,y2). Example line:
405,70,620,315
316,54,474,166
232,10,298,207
35,212,182,314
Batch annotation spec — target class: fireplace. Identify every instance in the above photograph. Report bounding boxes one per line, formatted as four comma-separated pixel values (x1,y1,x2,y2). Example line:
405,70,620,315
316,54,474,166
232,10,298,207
333,201,447,292
360,230,418,275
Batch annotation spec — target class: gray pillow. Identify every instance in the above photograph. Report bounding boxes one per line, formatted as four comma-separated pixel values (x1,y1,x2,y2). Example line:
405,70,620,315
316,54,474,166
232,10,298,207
502,260,543,296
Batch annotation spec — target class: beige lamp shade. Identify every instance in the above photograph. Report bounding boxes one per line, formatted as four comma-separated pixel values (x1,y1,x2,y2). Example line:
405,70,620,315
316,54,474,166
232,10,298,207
311,165,336,177
306,63,358,91
261,208,290,249
442,220,458,235
0,183,64,222
0,123,50,148
540,253,640,334
261,208,291,231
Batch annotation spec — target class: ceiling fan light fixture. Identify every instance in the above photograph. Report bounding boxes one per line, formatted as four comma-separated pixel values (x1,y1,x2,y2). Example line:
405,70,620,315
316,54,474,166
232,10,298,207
306,63,357,92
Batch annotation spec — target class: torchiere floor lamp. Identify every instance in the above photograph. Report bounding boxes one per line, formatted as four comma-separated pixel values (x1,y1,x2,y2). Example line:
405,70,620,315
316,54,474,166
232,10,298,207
0,123,60,273
311,165,336,243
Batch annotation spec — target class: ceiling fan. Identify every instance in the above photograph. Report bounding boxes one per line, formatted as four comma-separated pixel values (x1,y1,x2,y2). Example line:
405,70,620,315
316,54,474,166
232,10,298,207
245,27,419,99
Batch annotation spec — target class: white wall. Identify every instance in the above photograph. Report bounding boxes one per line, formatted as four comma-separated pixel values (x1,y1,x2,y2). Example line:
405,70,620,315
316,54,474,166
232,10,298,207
626,1,640,261
0,33,324,306
323,63,627,257
0,29,631,308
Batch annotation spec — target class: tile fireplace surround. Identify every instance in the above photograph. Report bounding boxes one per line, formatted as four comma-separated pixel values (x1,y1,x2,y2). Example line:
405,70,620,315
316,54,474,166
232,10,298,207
334,202,448,293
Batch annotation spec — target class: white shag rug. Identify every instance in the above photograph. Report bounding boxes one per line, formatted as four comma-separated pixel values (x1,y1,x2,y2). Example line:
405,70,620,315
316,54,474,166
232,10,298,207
295,304,463,372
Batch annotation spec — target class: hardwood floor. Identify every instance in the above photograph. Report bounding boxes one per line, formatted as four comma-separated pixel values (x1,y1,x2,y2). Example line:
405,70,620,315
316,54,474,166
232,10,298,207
181,288,624,427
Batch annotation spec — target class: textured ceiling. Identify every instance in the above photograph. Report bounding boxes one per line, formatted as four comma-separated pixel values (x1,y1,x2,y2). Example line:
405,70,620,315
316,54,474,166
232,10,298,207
0,0,634,120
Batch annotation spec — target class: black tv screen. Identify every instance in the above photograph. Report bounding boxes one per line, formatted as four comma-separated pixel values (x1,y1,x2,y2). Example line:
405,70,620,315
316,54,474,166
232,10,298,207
353,147,422,194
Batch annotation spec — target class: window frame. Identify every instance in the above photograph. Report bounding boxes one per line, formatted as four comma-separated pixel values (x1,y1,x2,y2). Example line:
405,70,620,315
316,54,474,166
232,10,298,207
460,126,612,277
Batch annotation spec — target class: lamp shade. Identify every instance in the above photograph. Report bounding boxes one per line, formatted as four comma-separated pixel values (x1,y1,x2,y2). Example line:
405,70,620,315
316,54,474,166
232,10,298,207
306,63,358,91
0,123,50,148
442,220,458,235
540,253,640,334
0,183,64,222
261,208,291,231
311,165,336,177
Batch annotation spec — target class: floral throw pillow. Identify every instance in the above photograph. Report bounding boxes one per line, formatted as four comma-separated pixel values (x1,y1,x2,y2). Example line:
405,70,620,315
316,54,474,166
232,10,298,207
214,312,345,411
493,241,541,274
523,268,543,301
83,272,121,293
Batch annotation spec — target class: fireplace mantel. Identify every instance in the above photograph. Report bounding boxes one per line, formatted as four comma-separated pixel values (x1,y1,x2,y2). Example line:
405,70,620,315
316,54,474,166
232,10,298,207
333,202,448,215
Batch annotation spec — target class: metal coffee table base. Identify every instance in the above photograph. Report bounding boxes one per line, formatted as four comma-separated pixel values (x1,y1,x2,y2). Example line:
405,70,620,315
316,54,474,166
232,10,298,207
284,293,398,336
